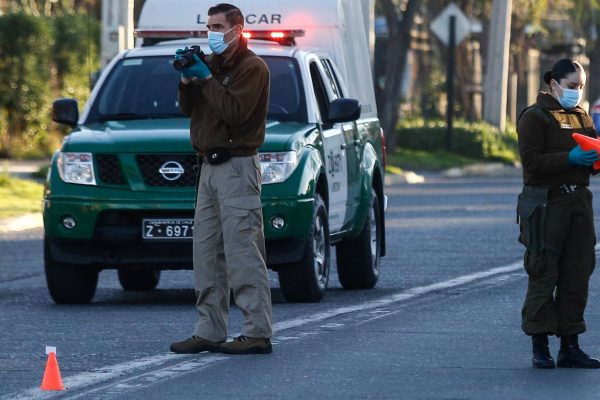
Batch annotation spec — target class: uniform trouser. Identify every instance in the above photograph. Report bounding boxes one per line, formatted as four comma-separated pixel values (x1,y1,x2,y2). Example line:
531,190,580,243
521,187,596,336
192,155,273,342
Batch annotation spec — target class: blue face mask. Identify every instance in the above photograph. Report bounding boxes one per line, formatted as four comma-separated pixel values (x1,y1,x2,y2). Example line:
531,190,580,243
208,25,239,54
555,82,583,110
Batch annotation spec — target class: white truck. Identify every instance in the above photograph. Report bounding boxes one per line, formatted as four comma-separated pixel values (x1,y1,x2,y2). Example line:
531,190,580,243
46,0,387,303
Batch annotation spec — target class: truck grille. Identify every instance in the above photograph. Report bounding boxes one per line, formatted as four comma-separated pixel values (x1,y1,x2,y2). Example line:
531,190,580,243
136,154,197,187
96,154,126,185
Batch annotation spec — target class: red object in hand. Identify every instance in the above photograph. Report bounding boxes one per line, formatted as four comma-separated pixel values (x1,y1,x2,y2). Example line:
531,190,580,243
572,133,600,169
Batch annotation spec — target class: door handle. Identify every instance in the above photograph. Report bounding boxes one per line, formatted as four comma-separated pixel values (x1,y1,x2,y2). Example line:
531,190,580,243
340,143,347,150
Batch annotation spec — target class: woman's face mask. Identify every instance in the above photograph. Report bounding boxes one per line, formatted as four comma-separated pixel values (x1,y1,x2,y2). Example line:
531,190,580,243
553,80,583,110
208,25,240,54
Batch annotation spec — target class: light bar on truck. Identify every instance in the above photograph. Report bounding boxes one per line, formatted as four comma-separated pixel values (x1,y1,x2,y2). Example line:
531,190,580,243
135,29,305,46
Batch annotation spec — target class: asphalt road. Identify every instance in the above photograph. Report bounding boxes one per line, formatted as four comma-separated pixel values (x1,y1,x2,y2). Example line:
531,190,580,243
4,172,600,399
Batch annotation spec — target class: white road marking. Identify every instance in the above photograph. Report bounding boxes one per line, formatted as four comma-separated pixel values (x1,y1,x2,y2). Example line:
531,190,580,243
4,260,525,400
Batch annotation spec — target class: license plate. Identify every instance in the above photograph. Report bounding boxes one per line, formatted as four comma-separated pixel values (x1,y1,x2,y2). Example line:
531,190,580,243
142,219,194,240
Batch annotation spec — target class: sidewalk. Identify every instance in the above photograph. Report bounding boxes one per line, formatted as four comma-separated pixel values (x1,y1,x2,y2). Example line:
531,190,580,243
385,162,521,185
0,159,48,233
0,213,43,233
0,158,49,181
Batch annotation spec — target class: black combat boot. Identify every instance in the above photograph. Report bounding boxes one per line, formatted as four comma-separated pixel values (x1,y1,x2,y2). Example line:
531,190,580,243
531,334,555,369
557,335,600,369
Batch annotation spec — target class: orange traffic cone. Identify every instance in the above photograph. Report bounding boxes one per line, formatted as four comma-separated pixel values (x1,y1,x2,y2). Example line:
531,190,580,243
40,347,64,391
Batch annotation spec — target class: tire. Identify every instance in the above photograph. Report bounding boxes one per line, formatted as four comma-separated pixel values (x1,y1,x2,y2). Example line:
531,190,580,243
118,269,161,291
336,188,381,289
278,193,330,302
44,237,98,304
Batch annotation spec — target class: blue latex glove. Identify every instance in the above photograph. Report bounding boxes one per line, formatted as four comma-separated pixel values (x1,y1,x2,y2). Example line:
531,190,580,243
568,145,599,166
181,54,212,80
174,47,187,62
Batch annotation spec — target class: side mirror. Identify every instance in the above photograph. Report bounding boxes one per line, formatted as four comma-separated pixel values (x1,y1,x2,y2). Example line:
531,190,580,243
327,98,361,123
52,98,79,127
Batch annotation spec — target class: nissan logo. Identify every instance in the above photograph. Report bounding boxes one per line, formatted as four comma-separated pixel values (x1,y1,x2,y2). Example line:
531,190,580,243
158,161,185,181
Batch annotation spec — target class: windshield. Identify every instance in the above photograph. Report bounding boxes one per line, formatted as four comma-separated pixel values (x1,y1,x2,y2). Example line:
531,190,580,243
86,55,308,124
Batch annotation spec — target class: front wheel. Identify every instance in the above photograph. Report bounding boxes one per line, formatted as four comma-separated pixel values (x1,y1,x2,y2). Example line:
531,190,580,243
336,188,381,289
44,237,98,304
278,193,330,302
118,269,161,291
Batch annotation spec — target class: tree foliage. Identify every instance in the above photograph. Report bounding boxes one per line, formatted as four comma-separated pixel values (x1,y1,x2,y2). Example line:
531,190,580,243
0,13,51,157
0,11,99,158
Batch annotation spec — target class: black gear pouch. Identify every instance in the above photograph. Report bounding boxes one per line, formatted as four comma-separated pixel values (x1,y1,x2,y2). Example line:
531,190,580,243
205,149,231,165
516,186,548,255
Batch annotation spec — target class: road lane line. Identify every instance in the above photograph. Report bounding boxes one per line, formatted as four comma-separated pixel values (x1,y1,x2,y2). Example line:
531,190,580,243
4,260,524,400
273,261,522,332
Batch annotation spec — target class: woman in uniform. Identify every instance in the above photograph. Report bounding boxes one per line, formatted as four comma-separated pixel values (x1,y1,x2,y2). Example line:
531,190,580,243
517,58,600,369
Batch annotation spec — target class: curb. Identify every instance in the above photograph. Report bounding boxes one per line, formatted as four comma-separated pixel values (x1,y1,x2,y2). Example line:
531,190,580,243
0,213,43,233
441,162,521,179
385,171,426,186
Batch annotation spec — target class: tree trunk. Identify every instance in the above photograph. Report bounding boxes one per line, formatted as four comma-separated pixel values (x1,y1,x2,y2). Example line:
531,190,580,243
377,0,418,154
588,37,600,107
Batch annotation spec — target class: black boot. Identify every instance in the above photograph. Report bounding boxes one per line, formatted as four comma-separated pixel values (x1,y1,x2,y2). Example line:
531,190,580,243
532,334,555,369
557,335,600,369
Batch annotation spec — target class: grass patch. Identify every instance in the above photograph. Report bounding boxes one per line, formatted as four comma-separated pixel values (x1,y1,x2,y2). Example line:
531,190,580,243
0,173,44,219
387,148,480,171
396,117,520,166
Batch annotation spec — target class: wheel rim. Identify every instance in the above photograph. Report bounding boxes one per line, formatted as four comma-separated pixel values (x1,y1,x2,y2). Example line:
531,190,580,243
369,200,378,271
313,213,328,289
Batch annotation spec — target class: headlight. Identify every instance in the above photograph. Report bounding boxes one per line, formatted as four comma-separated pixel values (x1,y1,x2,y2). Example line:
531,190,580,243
57,152,97,185
259,151,298,184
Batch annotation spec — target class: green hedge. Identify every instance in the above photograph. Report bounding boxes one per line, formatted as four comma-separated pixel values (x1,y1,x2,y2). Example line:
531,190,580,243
0,12,99,159
396,118,519,162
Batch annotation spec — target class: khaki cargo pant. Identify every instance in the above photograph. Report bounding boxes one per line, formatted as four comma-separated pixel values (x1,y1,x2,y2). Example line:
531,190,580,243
193,155,273,341
521,187,596,336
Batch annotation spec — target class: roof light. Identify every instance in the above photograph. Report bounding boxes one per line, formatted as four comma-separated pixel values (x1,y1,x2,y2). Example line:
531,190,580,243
135,29,304,46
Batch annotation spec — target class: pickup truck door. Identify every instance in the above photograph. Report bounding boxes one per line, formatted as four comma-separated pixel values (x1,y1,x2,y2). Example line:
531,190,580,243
320,58,362,223
308,57,348,233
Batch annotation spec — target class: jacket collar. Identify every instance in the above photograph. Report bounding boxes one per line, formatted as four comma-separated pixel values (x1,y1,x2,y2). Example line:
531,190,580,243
537,91,587,114
208,36,249,75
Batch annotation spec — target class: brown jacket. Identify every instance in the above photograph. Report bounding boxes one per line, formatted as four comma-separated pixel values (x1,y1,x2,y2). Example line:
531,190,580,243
518,92,597,186
178,39,270,156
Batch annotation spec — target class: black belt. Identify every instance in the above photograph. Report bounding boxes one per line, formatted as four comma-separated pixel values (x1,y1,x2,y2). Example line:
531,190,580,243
198,149,250,165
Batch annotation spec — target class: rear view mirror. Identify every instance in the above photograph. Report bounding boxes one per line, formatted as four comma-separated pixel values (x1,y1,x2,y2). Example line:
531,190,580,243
52,98,79,127
327,98,361,123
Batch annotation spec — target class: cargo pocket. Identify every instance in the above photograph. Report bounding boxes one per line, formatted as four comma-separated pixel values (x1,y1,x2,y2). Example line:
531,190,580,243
523,250,546,279
222,196,262,235
517,195,547,255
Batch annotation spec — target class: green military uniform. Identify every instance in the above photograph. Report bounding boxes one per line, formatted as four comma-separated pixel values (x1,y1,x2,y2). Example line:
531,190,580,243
517,92,597,336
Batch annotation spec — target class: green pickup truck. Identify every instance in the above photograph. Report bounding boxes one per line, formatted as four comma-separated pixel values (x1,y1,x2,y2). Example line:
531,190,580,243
45,19,386,304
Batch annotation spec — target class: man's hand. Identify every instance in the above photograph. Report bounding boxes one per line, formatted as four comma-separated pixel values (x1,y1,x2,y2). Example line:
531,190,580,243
568,145,599,166
182,54,212,80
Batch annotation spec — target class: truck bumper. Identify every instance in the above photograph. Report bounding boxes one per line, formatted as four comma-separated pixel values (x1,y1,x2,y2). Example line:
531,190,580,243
44,196,314,269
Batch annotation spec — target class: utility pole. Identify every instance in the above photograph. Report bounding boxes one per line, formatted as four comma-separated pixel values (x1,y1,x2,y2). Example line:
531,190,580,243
483,0,512,132
446,15,456,150
101,0,134,68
